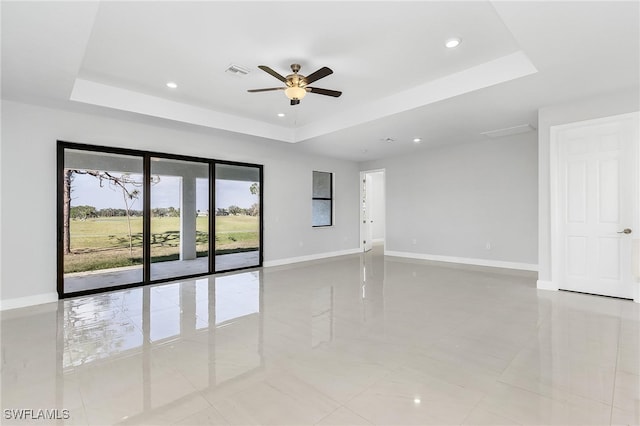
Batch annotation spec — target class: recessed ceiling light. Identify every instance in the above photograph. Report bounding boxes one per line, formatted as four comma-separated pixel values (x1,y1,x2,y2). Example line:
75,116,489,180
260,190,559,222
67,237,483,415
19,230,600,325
166,82,178,89
413,138,422,143
277,113,285,117
445,38,461,48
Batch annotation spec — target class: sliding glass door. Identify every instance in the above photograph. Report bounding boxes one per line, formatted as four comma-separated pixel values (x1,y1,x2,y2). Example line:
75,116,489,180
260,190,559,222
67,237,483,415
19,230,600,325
214,163,262,272
150,157,209,280
61,148,145,293
58,142,263,297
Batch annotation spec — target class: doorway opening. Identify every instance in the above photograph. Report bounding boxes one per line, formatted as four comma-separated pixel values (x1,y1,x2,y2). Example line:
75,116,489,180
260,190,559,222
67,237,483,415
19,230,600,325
360,169,386,252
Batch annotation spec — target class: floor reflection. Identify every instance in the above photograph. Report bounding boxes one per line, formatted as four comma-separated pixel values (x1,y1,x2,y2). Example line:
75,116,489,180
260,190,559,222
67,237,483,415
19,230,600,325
54,270,265,424
4,243,638,425
63,271,263,369
3,252,385,424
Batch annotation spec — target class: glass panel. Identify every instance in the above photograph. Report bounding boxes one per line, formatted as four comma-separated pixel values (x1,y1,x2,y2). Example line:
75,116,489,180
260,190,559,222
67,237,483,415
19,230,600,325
63,149,144,293
150,158,209,280
312,200,332,227
215,164,261,271
312,171,331,198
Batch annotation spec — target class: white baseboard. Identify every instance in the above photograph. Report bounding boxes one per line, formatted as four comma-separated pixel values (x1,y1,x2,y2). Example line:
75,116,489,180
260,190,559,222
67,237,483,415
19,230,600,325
372,238,385,243
0,292,59,311
536,280,558,291
385,250,538,272
263,248,361,268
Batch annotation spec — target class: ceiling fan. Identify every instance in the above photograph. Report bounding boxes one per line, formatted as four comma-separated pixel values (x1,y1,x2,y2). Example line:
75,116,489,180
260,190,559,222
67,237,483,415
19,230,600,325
248,64,342,106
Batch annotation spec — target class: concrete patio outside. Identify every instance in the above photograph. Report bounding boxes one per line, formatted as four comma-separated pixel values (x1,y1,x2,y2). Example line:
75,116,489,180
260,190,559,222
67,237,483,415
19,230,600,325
64,251,260,293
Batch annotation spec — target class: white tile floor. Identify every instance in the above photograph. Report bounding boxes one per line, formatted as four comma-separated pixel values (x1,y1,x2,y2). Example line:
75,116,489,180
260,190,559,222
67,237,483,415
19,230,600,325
2,245,639,425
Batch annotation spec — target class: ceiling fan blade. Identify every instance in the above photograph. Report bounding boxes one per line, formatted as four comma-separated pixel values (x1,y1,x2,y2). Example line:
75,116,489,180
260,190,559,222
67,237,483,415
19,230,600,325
258,65,287,83
304,67,333,84
290,99,300,106
247,87,285,93
307,87,342,97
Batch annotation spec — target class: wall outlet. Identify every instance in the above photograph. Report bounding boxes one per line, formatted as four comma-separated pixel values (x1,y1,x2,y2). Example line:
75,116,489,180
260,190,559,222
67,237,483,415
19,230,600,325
412,239,417,245
299,241,304,247
485,241,492,250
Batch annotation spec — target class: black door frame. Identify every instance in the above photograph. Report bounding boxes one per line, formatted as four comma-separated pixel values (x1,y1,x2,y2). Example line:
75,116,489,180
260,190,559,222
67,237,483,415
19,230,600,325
57,140,264,298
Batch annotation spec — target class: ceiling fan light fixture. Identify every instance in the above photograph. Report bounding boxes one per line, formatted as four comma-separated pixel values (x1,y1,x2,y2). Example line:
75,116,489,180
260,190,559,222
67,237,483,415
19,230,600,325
249,64,339,104
285,86,307,100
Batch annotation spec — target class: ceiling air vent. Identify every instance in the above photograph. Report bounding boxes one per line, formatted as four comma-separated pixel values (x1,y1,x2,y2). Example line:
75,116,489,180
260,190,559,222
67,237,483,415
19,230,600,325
480,124,536,138
225,64,250,76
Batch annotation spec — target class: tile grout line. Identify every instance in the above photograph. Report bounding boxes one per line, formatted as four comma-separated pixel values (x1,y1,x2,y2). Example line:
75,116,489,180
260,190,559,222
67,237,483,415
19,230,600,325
609,313,622,425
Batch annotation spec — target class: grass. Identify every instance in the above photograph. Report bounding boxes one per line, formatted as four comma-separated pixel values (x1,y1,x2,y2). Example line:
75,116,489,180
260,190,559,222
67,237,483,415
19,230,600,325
65,215,259,274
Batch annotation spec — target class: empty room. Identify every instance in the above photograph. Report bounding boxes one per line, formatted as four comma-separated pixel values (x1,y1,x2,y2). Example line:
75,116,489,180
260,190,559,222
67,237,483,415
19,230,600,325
1,1,639,425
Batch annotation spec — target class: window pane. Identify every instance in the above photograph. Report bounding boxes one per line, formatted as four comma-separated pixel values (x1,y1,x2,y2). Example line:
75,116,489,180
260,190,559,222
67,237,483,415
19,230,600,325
150,157,209,280
312,200,332,226
215,164,261,271
63,149,144,294
312,171,331,198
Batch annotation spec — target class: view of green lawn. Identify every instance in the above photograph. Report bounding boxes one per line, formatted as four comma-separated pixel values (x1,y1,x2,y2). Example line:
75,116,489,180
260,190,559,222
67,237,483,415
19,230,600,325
64,215,259,274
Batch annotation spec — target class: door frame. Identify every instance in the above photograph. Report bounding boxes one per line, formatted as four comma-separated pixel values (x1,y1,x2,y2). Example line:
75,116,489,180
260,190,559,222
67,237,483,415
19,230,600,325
57,140,264,299
359,169,386,252
549,112,639,302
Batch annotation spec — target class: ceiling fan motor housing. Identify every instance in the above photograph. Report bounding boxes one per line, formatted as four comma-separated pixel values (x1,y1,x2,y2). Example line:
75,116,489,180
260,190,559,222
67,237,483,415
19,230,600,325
286,74,307,88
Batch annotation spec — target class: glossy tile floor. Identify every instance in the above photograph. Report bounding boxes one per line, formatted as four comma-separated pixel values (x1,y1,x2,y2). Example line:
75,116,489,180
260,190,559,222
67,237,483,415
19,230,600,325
2,245,639,425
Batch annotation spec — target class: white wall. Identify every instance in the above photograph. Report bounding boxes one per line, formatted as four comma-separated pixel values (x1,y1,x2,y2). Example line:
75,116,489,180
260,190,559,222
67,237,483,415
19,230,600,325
537,91,640,285
360,132,538,269
0,100,361,307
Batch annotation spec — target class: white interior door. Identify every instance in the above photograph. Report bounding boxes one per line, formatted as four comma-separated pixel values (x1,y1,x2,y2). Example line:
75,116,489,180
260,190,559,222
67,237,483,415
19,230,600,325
361,173,373,252
555,113,638,299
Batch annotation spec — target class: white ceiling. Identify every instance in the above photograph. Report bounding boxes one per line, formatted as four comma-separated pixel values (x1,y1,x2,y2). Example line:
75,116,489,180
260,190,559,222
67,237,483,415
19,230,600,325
2,1,638,161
